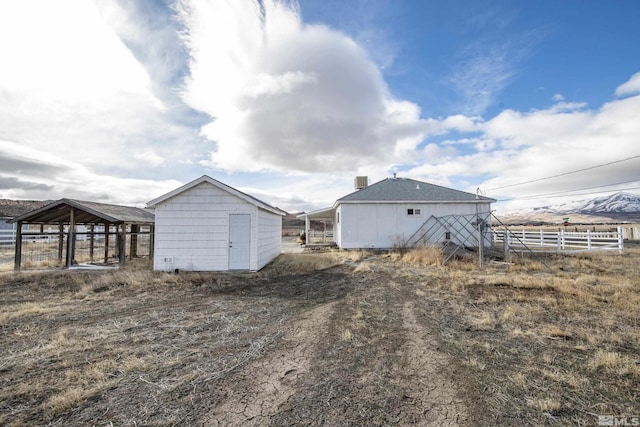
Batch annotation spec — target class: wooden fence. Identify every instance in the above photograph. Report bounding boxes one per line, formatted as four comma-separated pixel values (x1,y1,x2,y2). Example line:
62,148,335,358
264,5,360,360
493,227,624,253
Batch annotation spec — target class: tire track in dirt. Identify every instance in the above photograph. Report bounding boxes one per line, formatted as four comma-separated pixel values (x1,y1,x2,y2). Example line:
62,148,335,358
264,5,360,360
206,302,336,426
400,299,470,426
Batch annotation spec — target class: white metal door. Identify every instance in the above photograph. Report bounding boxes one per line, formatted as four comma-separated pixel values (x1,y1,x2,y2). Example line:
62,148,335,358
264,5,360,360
229,214,251,270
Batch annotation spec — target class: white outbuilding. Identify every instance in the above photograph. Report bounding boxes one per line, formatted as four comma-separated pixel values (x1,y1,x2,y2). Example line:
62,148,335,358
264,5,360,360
147,175,285,271
299,176,496,250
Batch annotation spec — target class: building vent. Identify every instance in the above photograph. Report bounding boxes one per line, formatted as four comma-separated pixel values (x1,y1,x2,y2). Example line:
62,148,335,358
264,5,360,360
354,176,368,190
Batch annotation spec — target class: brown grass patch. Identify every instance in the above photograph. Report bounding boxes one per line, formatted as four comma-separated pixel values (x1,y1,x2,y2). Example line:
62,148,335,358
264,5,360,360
0,246,638,425
266,253,342,274
401,246,443,266
397,246,640,425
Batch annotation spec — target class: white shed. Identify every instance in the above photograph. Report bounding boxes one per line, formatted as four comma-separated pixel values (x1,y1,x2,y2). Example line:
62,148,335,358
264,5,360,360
147,175,285,271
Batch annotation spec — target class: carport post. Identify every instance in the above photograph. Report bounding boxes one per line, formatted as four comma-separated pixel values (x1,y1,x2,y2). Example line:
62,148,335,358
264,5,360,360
104,223,110,264
66,207,76,268
57,223,64,263
118,223,126,265
14,221,23,271
149,224,154,260
89,224,95,261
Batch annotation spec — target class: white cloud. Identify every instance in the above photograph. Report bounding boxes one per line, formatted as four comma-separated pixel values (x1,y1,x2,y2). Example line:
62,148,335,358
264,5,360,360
552,93,565,101
0,0,204,176
449,43,516,115
177,0,452,174
615,71,640,97
475,94,640,210
0,140,182,206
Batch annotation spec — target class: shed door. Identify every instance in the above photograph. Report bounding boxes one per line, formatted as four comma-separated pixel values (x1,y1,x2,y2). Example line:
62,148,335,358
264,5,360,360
229,214,251,270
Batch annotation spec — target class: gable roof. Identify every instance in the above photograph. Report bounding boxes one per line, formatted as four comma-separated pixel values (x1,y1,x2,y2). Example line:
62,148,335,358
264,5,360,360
146,175,286,216
337,178,496,204
10,199,154,224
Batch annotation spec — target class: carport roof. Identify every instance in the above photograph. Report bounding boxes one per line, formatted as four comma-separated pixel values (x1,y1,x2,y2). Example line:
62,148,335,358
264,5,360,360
296,206,336,220
10,199,154,225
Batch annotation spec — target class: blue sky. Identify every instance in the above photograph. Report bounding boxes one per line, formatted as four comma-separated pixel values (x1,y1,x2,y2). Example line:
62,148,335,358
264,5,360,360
1,0,639,213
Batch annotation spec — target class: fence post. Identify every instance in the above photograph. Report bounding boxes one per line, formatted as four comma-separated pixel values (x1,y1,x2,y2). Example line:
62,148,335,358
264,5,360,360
504,227,510,265
557,229,562,253
618,226,624,254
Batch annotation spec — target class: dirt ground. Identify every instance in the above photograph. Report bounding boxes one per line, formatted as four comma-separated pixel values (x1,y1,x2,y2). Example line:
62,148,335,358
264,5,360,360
0,258,472,426
1,248,638,426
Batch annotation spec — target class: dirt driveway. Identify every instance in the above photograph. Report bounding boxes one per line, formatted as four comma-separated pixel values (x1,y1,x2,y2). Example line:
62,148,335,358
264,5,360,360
207,267,469,426
0,260,470,426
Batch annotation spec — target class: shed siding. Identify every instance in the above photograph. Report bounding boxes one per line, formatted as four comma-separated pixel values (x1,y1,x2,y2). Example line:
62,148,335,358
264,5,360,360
153,182,258,271
337,202,492,249
257,208,282,270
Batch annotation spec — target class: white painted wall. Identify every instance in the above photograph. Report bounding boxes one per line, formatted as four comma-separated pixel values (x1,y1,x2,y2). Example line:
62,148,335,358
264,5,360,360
257,208,282,270
153,181,281,271
336,202,492,249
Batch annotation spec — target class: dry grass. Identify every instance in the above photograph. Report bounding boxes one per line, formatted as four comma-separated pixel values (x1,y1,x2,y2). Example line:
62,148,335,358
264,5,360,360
396,245,640,425
401,246,443,266
265,253,343,274
1,244,638,425
0,258,355,425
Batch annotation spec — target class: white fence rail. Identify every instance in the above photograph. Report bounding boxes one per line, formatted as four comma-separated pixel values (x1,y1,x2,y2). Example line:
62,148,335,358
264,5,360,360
493,227,624,253
307,230,334,243
0,229,17,246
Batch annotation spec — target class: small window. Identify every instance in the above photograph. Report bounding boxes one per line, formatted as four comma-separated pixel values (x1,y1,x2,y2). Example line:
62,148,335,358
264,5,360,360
407,208,421,216
414,208,421,215
337,212,340,223
407,208,414,215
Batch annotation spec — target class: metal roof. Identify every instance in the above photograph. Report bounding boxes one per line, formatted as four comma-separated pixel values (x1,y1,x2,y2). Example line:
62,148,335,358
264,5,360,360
10,199,155,224
337,178,496,203
146,175,286,216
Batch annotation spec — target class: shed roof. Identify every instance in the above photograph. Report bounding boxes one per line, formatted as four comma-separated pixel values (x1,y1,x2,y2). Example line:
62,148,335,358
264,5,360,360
337,178,496,204
10,199,154,224
146,175,286,216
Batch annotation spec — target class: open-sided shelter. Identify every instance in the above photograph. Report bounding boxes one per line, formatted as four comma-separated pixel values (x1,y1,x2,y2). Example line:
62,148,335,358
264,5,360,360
147,175,285,272
11,199,154,270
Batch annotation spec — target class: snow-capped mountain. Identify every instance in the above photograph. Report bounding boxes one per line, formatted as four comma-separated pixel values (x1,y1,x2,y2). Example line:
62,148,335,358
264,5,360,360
500,192,640,224
534,192,640,215
576,192,640,214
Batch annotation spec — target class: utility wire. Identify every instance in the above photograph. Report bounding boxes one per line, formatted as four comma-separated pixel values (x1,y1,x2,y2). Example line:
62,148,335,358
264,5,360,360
495,184,640,202
485,154,640,192
506,179,640,201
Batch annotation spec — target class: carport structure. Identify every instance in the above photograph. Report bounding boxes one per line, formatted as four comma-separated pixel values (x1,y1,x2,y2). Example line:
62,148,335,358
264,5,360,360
11,199,154,271
297,207,335,245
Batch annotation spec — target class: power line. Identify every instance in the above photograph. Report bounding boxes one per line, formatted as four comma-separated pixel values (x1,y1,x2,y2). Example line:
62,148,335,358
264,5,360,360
485,154,640,192
495,184,640,202
507,179,640,201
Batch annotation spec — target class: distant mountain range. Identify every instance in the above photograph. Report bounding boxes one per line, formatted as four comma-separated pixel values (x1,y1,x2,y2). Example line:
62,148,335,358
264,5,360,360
500,192,640,224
